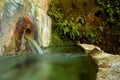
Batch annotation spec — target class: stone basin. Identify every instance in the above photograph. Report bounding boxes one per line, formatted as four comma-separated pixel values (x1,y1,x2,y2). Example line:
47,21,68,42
0,47,97,80
78,43,120,80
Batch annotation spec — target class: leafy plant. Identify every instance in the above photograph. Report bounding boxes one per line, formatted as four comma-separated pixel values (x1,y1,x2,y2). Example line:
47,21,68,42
89,26,103,44
48,0,84,40
97,0,120,31
96,0,120,54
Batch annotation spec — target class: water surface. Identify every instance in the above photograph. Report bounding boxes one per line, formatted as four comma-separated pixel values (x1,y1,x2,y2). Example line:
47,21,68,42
0,47,97,80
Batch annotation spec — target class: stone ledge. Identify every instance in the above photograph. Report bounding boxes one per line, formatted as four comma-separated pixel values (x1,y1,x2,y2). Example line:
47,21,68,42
77,43,120,80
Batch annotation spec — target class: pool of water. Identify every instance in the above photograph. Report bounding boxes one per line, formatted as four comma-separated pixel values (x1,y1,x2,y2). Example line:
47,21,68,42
0,47,97,80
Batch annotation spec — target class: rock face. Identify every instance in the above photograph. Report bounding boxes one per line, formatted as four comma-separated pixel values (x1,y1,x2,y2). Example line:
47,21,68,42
97,55,120,80
0,0,51,55
78,43,120,80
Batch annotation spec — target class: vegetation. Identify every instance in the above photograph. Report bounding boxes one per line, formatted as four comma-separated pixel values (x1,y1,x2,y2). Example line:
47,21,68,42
48,0,85,42
96,0,120,54
89,26,103,44
96,0,120,34
97,0,120,27
48,0,120,54
48,0,102,45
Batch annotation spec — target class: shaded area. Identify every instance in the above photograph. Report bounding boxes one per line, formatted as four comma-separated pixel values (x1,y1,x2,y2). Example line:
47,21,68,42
48,0,120,54
48,0,102,46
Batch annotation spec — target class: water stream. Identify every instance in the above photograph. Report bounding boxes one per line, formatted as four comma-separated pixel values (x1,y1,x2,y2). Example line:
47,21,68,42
26,36,44,55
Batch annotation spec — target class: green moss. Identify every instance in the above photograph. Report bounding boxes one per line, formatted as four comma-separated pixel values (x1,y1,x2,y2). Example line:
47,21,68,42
3,34,17,55
49,28,74,47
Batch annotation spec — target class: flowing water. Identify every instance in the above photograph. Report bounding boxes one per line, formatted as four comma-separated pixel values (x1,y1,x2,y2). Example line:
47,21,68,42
27,36,44,55
0,46,97,80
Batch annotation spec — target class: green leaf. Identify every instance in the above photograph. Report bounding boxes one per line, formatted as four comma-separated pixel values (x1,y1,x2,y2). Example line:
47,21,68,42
63,27,70,35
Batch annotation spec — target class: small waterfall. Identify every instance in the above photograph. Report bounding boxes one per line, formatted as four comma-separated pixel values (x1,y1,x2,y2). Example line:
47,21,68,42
22,24,44,55
27,36,44,55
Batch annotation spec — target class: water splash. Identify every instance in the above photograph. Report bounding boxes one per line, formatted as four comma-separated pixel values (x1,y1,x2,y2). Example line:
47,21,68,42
27,36,44,55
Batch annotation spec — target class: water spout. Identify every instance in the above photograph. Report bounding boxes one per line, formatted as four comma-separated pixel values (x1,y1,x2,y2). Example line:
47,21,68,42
24,29,44,55
27,36,44,55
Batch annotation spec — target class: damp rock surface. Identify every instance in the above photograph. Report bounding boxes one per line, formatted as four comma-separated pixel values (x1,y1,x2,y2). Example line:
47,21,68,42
96,55,120,80
78,43,120,80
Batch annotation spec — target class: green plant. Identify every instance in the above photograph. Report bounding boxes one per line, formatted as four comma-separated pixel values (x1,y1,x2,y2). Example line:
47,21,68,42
96,0,120,54
89,26,103,44
48,1,85,40
97,0,120,31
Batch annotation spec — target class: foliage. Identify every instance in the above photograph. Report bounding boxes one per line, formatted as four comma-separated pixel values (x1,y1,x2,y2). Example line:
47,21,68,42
48,0,120,54
97,0,120,32
89,26,103,44
48,0,103,45
96,0,120,54
48,0,85,41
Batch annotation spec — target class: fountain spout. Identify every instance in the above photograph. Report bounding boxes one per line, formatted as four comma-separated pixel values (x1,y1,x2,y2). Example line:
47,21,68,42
24,28,32,39
15,17,43,55
24,27,44,55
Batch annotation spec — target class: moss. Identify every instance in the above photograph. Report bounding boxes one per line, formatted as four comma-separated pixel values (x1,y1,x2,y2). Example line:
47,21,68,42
49,28,74,47
3,33,16,55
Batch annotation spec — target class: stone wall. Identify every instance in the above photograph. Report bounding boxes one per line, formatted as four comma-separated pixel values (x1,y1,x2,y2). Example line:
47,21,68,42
0,0,51,55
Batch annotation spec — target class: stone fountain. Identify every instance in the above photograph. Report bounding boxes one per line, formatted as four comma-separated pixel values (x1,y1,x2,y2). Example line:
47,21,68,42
0,0,119,80
0,0,51,55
